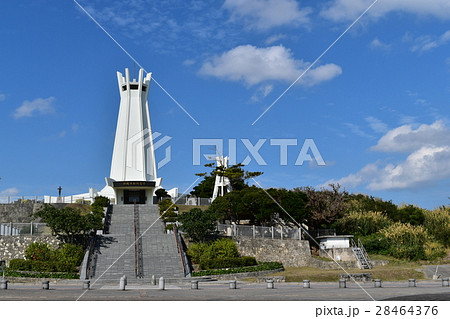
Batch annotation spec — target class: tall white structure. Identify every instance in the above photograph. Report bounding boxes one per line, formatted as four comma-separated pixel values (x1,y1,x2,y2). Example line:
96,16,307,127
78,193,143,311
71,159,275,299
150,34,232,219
106,68,161,205
211,156,232,201
44,68,162,205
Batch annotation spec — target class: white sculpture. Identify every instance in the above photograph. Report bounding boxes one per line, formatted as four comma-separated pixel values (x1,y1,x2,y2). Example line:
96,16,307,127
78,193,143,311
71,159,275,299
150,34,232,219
211,156,232,201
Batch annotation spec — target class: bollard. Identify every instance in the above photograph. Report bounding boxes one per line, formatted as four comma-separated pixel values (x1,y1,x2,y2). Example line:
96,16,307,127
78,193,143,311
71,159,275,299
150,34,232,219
159,277,165,290
151,275,156,285
374,279,382,288
229,280,237,289
42,281,50,290
408,279,416,287
83,280,90,290
191,281,199,290
442,278,449,287
0,280,8,290
266,279,274,289
119,276,127,291
303,280,310,288
339,279,346,288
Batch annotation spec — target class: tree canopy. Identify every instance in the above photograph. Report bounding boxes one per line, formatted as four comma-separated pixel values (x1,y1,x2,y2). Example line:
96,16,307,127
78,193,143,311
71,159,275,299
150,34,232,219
34,204,102,245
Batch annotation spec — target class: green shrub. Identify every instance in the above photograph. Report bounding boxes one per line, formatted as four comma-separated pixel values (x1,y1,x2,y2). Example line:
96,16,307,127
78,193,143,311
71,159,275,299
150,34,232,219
424,241,447,260
25,242,52,262
199,256,257,270
93,196,110,207
5,270,79,279
55,244,85,265
337,211,392,236
424,207,450,246
387,205,425,226
201,238,239,260
8,259,78,273
379,223,427,260
187,242,209,264
359,233,389,255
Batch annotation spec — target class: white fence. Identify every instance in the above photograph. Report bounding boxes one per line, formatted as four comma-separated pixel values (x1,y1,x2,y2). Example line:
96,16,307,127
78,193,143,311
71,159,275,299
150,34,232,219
171,197,212,206
217,224,303,240
0,222,48,236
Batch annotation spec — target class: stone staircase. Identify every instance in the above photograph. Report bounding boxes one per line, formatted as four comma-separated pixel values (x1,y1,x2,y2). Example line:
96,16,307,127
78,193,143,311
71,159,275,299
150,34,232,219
90,204,184,284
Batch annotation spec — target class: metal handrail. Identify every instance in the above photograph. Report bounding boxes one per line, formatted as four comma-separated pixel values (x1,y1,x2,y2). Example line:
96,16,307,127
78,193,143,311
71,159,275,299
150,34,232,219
133,203,144,278
173,225,191,277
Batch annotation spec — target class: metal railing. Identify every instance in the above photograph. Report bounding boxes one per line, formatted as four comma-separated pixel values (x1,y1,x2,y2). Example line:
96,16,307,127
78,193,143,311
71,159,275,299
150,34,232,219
0,222,48,236
0,196,44,204
173,225,191,277
133,204,144,279
169,197,212,206
217,224,303,240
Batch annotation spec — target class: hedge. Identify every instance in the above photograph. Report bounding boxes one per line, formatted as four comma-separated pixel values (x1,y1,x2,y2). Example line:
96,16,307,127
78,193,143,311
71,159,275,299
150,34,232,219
8,259,78,273
193,261,283,277
4,270,80,279
199,256,257,270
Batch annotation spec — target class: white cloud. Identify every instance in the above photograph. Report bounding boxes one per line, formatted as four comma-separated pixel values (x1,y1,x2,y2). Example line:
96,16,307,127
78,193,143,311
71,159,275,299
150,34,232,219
365,116,388,133
251,84,274,102
199,45,342,86
321,0,450,22
369,37,391,50
265,34,286,45
345,123,374,139
223,0,312,30
0,188,19,196
323,120,450,191
13,97,56,119
371,121,450,153
0,93,6,102
409,30,450,53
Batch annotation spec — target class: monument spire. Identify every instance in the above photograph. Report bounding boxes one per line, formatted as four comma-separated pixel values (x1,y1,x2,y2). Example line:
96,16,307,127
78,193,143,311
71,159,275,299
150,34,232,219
108,68,160,205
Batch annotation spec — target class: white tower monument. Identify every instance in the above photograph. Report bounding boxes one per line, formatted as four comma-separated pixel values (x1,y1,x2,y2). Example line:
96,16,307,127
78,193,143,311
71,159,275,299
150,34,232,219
211,156,232,201
106,68,161,205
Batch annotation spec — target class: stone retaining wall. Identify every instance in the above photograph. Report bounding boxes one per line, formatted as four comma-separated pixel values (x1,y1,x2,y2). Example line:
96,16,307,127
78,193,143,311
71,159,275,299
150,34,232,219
0,202,44,222
234,238,311,267
0,236,61,266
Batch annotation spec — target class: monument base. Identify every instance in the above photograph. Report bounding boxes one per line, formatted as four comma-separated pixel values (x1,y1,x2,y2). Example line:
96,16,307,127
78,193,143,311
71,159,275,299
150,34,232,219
112,181,156,205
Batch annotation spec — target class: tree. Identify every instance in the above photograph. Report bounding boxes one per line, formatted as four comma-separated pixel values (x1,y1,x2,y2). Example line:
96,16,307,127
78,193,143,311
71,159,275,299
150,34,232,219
155,188,170,202
191,162,263,198
34,204,102,245
157,198,178,231
296,184,348,229
178,208,217,242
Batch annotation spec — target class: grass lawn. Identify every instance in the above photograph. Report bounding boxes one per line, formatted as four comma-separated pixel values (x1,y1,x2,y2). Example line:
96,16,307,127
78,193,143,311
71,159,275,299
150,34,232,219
268,255,428,282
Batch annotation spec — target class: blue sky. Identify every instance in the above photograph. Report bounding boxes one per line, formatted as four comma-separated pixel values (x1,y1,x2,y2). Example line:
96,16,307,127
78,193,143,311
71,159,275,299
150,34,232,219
0,0,449,209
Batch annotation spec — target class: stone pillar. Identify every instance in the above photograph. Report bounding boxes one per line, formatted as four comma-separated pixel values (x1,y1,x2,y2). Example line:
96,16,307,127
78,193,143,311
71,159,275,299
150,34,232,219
266,279,274,289
374,279,382,288
159,277,165,290
42,281,49,290
339,279,346,288
408,279,416,287
303,280,310,288
229,280,237,289
191,281,198,290
442,278,449,287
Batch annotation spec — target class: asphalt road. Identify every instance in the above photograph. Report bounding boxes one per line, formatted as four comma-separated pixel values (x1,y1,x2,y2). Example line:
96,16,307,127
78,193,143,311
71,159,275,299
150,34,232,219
0,280,449,301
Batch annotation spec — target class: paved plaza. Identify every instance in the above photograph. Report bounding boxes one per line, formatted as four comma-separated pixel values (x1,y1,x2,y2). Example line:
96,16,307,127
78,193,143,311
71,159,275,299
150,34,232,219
0,280,449,301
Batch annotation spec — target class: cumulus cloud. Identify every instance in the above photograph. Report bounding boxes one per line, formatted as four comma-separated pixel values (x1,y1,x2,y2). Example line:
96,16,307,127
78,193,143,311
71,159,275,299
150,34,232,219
323,120,450,191
223,0,312,30
371,121,450,153
0,188,19,196
199,45,342,86
13,97,56,119
321,0,450,22
251,84,274,102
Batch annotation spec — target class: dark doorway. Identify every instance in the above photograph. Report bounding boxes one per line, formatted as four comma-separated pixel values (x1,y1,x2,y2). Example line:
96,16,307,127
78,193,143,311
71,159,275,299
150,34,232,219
124,190,146,204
